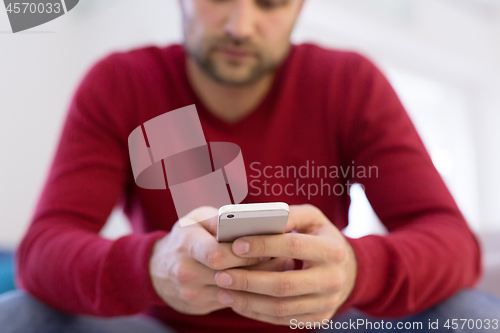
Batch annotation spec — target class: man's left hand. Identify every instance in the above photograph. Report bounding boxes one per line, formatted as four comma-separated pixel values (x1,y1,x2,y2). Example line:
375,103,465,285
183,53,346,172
214,204,358,326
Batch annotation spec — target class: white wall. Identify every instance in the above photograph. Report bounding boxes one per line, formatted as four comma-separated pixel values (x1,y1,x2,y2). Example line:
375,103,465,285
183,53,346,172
292,0,500,237
0,0,183,247
1,0,499,247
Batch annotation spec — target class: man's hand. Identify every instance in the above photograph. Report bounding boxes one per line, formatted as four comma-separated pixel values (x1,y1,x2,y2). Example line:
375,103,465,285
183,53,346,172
149,206,295,315
214,204,358,325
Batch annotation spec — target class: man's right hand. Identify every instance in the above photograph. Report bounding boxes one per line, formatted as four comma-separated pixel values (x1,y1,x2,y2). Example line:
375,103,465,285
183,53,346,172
149,206,294,315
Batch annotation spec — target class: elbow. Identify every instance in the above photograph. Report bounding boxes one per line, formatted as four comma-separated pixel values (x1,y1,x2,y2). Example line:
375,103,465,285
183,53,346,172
467,229,483,287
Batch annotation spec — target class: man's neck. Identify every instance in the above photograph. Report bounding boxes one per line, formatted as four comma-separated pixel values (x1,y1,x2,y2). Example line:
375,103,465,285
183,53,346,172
186,57,275,123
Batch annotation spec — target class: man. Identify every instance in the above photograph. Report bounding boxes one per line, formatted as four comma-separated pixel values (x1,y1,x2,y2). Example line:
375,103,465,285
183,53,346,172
1,0,499,332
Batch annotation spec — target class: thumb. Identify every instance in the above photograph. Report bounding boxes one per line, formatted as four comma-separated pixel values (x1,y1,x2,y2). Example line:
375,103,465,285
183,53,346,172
197,214,219,236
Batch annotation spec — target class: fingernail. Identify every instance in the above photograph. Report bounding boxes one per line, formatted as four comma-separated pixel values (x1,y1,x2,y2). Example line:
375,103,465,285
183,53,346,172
285,258,295,271
219,290,233,305
233,239,250,255
215,272,233,287
233,308,243,312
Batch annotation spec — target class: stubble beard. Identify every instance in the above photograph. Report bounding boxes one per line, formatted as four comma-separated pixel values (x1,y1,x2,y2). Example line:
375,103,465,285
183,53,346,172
185,37,285,87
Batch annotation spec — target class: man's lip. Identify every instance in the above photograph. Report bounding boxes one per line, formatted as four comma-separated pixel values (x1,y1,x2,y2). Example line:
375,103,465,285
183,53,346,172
218,47,255,58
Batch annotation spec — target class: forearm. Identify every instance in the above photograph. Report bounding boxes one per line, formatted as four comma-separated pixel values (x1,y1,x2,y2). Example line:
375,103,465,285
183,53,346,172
340,212,481,317
16,216,167,316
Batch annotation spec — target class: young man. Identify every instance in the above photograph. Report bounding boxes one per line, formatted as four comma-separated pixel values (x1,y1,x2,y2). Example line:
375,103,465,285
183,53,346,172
1,0,499,332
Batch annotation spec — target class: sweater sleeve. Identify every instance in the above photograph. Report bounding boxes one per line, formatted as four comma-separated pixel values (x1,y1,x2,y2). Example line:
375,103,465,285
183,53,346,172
336,53,482,317
15,54,168,316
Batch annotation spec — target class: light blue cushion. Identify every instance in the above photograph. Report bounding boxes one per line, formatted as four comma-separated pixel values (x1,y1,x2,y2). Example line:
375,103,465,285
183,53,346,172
0,252,15,294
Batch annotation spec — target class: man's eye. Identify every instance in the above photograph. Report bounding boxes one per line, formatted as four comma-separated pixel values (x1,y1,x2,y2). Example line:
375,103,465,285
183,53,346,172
256,0,290,10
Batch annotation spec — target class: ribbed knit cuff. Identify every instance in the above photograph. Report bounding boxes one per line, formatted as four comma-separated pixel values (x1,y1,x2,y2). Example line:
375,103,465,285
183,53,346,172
338,235,391,313
102,230,169,313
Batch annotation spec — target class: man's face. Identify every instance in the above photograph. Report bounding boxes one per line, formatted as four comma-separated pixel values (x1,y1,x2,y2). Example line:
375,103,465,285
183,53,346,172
180,0,305,86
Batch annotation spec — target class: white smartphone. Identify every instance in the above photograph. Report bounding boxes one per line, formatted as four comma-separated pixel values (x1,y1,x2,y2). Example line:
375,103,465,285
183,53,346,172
217,202,289,242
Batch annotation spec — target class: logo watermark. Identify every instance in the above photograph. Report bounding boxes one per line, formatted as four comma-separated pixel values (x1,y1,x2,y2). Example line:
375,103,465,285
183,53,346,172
290,318,423,330
3,0,79,33
249,161,378,200
127,104,248,226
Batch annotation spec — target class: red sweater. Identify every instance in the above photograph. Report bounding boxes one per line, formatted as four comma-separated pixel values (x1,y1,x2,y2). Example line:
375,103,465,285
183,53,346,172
16,44,481,333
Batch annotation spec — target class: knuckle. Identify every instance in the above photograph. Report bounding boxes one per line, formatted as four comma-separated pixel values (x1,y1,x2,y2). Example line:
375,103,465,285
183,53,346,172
240,273,250,291
274,276,294,296
253,237,267,256
288,234,304,257
206,249,225,270
273,300,290,317
173,262,196,283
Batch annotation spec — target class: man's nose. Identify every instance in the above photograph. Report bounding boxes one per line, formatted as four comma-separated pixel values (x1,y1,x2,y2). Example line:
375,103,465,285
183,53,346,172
224,0,258,41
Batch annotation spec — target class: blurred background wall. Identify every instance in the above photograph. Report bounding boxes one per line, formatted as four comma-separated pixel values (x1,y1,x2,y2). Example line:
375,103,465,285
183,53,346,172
1,0,499,256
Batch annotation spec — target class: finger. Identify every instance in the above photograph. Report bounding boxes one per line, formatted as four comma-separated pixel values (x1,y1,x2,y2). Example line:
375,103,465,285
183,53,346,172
179,211,262,270
232,307,333,327
245,257,295,272
217,289,338,317
233,232,341,262
285,204,328,233
188,234,261,270
215,266,340,297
